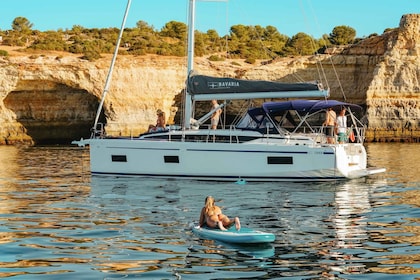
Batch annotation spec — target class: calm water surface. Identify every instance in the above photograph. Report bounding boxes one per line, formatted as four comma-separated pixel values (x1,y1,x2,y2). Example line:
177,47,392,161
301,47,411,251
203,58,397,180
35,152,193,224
0,143,419,279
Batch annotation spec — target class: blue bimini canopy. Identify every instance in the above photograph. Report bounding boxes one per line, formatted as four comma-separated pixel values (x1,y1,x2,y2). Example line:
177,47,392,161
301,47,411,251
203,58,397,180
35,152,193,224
243,100,363,127
261,100,362,116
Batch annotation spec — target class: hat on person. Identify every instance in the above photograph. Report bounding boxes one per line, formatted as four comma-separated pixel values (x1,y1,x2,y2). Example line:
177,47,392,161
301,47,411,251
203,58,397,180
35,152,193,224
156,109,163,114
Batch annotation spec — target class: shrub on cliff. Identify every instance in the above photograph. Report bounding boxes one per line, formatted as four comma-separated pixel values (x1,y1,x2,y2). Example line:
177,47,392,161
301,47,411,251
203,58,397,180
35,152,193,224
81,50,101,61
244,58,256,64
208,55,225,61
0,49,8,56
1,30,30,47
28,31,69,51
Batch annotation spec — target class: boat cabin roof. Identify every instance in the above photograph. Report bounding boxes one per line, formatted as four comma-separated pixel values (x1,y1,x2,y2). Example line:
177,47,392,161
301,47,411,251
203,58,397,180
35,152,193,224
237,99,363,134
257,99,361,115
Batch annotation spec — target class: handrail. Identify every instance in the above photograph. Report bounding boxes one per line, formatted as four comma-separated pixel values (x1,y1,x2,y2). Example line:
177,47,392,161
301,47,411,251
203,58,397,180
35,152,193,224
96,122,366,145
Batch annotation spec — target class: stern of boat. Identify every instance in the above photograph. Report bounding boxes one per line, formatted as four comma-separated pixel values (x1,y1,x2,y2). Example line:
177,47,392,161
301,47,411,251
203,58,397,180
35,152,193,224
335,143,386,179
335,143,367,178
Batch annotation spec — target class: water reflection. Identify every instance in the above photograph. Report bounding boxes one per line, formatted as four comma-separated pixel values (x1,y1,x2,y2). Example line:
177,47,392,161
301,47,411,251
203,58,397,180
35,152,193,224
366,143,420,185
0,145,20,181
318,181,374,276
0,144,419,279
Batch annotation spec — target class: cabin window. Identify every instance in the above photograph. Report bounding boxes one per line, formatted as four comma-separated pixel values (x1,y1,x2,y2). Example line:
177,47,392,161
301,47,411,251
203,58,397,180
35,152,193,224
267,156,293,164
112,155,127,162
164,156,179,163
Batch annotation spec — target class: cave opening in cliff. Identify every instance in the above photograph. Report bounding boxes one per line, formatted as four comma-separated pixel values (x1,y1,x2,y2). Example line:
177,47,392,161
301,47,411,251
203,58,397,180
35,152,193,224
4,81,106,145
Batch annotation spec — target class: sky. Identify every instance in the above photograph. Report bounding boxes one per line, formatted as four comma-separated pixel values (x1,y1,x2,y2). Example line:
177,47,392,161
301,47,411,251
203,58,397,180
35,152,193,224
1,0,419,38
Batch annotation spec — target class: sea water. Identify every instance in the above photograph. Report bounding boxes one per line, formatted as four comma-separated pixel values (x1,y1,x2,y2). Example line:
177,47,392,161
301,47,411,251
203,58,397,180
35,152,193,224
0,143,419,279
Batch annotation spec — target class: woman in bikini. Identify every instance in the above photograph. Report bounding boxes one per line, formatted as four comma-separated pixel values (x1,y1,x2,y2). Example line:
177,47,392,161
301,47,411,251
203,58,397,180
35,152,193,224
199,196,240,231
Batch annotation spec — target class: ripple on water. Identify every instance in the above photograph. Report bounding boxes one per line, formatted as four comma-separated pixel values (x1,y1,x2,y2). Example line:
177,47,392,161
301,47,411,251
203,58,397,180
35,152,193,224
0,144,419,279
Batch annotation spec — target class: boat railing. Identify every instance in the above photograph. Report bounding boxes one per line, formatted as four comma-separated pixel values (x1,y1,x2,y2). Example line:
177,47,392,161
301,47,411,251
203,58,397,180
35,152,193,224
281,125,327,143
316,125,366,144
283,125,366,144
91,123,105,139
229,125,240,143
203,124,241,143
352,126,366,144
96,122,366,144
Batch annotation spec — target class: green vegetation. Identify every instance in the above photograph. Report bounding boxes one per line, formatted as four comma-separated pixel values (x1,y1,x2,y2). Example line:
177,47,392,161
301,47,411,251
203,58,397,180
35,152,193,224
208,55,225,61
0,49,8,56
329,25,356,45
0,16,375,61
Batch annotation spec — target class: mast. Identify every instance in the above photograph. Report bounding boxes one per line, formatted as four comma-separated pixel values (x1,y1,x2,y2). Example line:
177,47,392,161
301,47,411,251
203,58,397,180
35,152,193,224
183,0,196,129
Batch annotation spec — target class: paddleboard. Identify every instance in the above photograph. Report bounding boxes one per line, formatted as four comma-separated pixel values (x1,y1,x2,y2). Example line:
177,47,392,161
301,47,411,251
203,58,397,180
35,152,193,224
192,225,275,244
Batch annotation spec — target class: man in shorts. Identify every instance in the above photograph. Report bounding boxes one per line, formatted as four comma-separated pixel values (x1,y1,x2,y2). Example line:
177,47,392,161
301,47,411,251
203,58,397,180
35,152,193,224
323,107,336,144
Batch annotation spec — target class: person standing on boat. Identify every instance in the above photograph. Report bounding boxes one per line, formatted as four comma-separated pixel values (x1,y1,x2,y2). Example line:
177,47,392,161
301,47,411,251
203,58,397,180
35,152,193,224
323,107,336,144
336,108,347,143
199,196,240,231
210,100,222,129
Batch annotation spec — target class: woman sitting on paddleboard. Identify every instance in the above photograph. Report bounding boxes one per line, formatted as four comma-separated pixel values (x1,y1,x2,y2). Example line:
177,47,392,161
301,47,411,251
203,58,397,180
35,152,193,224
199,196,240,231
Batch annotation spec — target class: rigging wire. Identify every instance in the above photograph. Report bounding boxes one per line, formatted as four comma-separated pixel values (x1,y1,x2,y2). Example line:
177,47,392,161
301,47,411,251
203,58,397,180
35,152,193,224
297,0,329,90
303,0,347,101
92,0,132,134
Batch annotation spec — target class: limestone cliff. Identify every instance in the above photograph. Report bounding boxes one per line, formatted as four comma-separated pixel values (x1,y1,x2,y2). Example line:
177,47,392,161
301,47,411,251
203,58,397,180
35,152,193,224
0,14,418,144
365,14,420,141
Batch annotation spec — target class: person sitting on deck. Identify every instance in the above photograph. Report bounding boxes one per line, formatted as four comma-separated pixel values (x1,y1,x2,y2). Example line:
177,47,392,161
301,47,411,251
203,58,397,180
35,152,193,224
199,196,240,231
148,109,166,132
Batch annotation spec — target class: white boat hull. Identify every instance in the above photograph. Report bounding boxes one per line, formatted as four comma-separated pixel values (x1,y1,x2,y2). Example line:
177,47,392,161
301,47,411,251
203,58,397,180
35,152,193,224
80,137,372,182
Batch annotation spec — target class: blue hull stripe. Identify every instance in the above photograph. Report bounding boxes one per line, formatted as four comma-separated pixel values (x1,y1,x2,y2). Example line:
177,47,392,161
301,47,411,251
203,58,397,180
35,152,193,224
91,172,345,181
186,149,308,154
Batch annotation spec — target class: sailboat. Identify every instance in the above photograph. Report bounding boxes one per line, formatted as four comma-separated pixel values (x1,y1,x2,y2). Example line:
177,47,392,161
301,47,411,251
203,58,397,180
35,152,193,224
73,0,385,181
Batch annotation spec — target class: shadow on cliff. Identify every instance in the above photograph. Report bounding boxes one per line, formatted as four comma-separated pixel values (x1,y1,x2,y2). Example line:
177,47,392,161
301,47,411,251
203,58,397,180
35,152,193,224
3,82,106,145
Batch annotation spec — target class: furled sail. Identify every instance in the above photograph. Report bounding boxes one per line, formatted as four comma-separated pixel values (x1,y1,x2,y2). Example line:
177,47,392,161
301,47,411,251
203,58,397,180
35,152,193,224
186,74,329,101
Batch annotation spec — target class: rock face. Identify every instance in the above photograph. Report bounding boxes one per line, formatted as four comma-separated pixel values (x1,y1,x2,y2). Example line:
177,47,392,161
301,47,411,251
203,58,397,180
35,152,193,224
0,14,419,144
365,14,420,142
